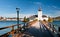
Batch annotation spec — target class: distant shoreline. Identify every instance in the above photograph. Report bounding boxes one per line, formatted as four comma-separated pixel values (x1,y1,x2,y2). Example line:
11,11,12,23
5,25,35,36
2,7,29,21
0,20,22,22
53,20,60,21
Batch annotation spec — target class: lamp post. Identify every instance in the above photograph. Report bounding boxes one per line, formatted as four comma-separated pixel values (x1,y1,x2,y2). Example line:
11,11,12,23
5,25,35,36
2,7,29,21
16,8,20,29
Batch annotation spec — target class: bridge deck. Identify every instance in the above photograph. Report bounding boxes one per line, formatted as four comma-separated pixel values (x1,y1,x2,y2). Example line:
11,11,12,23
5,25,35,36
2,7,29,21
23,21,54,37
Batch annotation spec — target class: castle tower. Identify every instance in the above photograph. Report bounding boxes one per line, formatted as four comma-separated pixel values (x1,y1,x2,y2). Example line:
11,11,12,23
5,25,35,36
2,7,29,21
38,8,42,20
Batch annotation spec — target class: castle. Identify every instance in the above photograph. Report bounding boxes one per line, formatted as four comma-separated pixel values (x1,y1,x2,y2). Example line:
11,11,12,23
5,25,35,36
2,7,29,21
38,8,48,21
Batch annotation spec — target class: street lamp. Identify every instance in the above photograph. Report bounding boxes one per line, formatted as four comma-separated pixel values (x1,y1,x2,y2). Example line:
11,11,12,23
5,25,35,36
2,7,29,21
16,8,20,29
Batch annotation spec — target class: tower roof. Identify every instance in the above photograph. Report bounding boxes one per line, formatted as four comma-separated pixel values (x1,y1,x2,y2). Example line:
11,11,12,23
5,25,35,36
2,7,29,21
42,15,47,18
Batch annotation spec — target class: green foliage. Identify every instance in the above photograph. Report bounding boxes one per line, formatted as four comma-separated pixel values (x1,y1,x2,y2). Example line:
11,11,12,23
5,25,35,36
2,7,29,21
26,18,29,22
48,17,53,22
23,16,29,22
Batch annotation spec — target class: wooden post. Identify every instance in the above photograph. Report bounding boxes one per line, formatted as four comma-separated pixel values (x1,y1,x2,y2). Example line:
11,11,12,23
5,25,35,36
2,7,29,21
58,27,60,32
52,25,54,33
57,27,60,37
11,26,14,31
11,26,15,37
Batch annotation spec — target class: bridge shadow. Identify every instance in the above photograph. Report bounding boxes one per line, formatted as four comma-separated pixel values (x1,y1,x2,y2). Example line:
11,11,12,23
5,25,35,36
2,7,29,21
23,26,54,37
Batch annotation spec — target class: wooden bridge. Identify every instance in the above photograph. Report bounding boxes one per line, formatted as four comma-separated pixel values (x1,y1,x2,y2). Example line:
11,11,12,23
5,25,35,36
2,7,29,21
0,20,60,37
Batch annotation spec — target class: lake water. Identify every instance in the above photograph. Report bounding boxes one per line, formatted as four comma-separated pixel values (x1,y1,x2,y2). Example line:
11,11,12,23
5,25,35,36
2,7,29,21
52,21,60,31
52,21,60,26
0,21,24,35
0,21,60,35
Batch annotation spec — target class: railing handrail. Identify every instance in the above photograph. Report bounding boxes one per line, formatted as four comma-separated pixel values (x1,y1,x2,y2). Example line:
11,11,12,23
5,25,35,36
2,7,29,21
48,23,59,35
0,24,21,30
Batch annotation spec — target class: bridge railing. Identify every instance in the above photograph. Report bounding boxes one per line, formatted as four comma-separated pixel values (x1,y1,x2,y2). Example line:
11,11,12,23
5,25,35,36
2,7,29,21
0,24,21,37
48,23,60,37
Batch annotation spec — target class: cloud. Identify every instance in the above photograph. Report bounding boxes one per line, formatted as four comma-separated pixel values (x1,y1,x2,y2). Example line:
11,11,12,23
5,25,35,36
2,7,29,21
1,13,35,18
34,2,41,4
46,10,60,17
49,5,60,10
52,6,57,8
7,5,12,8
20,14,35,18
45,5,60,17
55,10,60,16
33,2,42,6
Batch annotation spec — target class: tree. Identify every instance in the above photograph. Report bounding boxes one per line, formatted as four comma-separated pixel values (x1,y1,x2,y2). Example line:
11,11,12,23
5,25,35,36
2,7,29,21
23,16,29,22
23,16,27,22
48,17,53,22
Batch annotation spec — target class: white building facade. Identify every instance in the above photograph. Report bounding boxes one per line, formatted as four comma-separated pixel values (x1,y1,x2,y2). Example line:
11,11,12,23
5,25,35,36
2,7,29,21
38,8,48,21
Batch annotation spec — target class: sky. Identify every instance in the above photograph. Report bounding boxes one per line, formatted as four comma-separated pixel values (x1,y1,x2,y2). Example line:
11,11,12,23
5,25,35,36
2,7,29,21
0,0,60,18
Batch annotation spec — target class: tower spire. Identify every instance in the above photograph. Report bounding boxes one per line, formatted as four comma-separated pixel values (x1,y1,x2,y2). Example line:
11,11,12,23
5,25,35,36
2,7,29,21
38,7,42,11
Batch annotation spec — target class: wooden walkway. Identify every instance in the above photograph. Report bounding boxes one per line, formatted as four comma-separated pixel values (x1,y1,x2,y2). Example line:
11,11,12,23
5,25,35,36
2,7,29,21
23,21,54,37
